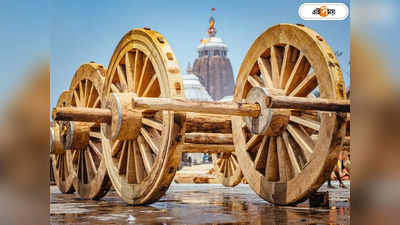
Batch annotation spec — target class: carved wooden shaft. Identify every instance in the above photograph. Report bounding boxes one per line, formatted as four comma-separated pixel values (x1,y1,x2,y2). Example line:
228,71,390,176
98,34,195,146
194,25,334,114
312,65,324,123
266,95,350,112
53,107,111,123
132,97,261,117
132,96,350,114
53,95,350,124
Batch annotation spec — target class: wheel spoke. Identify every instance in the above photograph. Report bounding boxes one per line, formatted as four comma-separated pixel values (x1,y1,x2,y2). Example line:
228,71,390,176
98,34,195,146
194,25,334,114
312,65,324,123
84,80,89,106
254,136,268,170
126,141,137,184
64,154,70,180
219,159,226,174
89,140,102,158
125,52,135,91
224,159,229,177
73,90,82,106
133,50,142,92
72,151,78,165
142,118,163,131
282,131,301,175
141,74,158,97
284,53,311,95
112,140,123,157
231,155,239,169
287,124,313,162
276,136,292,182
229,158,235,174
92,97,101,108
270,46,283,87
56,154,61,169
246,135,262,152
85,149,97,179
216,157,223,167
89,131,102,139
289,72,318,97
265,136,279,181
86,84,94,107
279,45,297,88
257,57,274,88
117,65,128,91
118,144,128,175
247,75,262,87
77,151,81,181
140,128,160,154
79,81,84,104
289,115,320,130
137,135,154,174
133,140,146,183
111,83,121,93
136,56,149,94
60,156,65,181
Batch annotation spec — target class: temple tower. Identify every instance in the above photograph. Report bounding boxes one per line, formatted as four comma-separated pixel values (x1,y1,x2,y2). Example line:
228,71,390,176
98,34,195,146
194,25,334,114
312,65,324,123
192,16,235,100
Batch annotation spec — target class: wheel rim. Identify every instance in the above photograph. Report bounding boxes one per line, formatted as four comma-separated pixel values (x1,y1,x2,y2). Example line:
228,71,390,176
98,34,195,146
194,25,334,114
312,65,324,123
232,24,347,205
102,28,184,204
51,91,75,194
212,152,243,187
69,63,112,199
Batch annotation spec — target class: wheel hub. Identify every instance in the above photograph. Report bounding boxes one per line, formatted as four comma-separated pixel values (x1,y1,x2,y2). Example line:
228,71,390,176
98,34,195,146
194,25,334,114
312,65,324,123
245,87,290,136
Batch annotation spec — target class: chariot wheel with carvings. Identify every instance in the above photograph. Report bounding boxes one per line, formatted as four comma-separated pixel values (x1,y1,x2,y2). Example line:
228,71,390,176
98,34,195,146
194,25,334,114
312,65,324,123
67,63,112,199
50,91,75,194
232,24,347,205
101,28,185,205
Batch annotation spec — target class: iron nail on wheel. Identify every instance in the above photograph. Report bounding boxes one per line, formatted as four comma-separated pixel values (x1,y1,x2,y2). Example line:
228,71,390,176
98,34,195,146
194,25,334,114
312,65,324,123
51,24,349,206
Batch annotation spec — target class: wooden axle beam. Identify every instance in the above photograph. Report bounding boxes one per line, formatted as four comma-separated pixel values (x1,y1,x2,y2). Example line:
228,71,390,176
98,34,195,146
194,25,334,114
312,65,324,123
53,107,111,123
266,95,350,112
132,97,261,117
53,95,350,124
177,143,235,154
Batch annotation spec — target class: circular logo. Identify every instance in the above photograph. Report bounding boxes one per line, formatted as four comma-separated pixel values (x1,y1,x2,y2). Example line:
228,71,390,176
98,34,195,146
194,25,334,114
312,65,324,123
319,6,329,17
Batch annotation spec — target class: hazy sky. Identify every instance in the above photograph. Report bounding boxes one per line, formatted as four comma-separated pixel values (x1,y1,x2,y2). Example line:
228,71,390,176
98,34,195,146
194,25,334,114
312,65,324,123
50,0,350,109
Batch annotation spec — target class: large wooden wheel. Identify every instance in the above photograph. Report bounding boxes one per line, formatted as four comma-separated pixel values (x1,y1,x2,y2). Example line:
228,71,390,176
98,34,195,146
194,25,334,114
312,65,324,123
51,91,75,193
102,28,185,204
212,152,243,187
232,24,347,205
68,63,112,199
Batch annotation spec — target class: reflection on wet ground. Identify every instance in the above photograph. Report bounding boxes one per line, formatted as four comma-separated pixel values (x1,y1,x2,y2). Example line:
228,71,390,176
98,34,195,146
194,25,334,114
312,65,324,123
50,181,350,224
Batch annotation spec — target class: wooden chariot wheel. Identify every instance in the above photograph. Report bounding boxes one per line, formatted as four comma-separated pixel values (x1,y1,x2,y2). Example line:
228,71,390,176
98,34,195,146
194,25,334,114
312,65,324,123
68,63,112,199
50,91,75,193
232,24,347,205
101,28,185,204
212,152,243,187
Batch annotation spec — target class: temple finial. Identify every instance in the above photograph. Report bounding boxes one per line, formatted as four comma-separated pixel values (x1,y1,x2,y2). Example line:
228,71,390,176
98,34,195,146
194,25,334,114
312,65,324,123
208,16,216,37
187,62,192,74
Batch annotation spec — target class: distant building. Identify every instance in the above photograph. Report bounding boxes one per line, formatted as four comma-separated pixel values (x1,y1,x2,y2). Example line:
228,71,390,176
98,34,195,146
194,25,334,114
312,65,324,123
192,16,235,101
182,64,213,101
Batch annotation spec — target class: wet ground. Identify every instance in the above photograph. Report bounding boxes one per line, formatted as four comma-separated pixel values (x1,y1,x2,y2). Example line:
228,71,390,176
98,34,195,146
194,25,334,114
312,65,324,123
50,181,350,224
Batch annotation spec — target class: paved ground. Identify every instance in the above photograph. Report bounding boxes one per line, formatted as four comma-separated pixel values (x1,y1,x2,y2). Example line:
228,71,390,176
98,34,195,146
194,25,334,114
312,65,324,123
50,181,350,224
